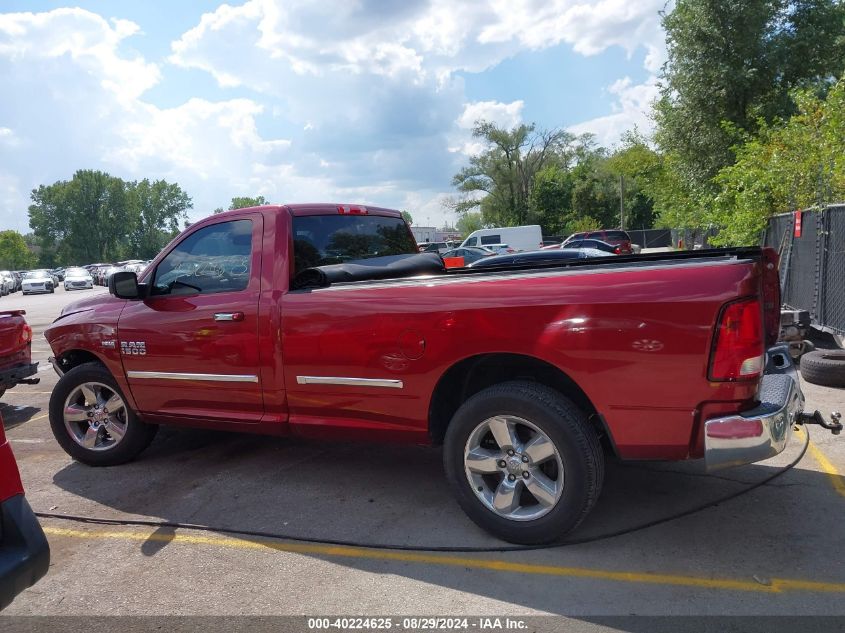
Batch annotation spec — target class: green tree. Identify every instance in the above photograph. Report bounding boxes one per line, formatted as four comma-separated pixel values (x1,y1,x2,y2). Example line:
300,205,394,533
605,132,661,230
228,196,267,210
28,170,192,264
656,0,845,188
29,169,130,265
455,212,484,236
712,77,845,244
529,165,576,235
400,210,413,225
568,216,601,233
450,121,575,226
126,179,192,259
0,230,36,269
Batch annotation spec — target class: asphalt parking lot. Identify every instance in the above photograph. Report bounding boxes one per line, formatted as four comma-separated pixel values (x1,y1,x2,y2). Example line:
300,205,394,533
2,286,845,621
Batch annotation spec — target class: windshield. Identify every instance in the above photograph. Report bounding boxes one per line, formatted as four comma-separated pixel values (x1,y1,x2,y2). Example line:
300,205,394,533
24,270,49,279
292,214,417,273
65,268,89,276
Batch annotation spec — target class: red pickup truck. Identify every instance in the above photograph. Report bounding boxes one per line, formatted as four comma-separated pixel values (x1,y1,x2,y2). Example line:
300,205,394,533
44,204,808,543
0,416,50,609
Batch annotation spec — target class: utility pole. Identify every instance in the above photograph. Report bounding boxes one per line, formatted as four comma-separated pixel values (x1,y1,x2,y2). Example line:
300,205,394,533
619,174,625,230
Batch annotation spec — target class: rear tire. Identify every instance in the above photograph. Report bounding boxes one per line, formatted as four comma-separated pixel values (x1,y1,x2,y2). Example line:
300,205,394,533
801,350,845,388
443,381,604,544
49,362,158,466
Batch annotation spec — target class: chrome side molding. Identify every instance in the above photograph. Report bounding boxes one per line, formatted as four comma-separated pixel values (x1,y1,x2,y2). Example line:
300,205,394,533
296,376,404,389
126,371,258,383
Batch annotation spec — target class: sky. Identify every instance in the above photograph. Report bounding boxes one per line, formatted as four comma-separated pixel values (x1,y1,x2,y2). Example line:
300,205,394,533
0,0,669,232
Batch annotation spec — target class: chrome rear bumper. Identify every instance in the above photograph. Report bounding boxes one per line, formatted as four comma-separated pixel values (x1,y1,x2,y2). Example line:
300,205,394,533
704,346,804,471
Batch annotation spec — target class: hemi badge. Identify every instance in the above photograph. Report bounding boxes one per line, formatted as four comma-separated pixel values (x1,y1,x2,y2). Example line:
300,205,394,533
101,340,116,349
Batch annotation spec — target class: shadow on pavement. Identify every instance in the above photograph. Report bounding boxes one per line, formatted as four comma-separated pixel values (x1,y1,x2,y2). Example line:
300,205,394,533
48,425,845,615
1,402,44,431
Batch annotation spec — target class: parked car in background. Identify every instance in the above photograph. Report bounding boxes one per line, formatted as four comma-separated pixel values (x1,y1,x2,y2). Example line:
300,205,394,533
460,225,543,252
482,243,517,255
103,266,124,286
563,230,633,254
0,413,50,609
11,273,22,292
0,272,14,296
467,247,612,268
63,267,94,291
440,246,496,265
92,265,110,286
49,269,65,282
21,270,55,295
418,242,453,254
552,238,621,254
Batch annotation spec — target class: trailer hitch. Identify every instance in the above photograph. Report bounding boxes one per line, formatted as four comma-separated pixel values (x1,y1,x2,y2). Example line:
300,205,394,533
796,410,842,435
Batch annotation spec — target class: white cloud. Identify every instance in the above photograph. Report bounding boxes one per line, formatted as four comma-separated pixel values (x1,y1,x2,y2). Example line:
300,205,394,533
170,0,667,86
568,76,659,147
0,8,159,100
0,2,668,234
457,100,524,130
449,100,525,155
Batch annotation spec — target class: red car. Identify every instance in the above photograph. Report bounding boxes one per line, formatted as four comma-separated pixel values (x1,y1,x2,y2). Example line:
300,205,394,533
44,204,814,543
0,417,50,609
563,229,633,254
0,310,39,399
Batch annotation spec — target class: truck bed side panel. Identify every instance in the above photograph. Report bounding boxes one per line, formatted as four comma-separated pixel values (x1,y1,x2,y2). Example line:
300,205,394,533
282,258,762,458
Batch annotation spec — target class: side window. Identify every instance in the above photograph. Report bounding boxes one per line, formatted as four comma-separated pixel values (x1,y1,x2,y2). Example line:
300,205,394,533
480,235,501,245
586,231,602,239
465,237,477,246
151,219,253,296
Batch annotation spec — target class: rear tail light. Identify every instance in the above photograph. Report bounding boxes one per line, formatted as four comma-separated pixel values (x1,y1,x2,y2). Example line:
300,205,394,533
20,323,32,346
613,246,621,254
761,247,780,346
709,298,765,381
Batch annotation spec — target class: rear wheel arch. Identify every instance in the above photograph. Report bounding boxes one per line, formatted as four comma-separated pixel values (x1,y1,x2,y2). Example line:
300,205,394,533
428,353,614,454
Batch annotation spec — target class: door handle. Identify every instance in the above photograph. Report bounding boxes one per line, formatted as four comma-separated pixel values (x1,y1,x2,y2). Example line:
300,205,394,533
214,312,244,322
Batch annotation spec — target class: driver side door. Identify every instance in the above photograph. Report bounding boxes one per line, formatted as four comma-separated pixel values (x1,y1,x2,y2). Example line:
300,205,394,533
118,215,264,424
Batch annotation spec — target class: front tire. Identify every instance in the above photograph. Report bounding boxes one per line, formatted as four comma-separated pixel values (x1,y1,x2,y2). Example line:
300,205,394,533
49,362,158,466
444,381,604,544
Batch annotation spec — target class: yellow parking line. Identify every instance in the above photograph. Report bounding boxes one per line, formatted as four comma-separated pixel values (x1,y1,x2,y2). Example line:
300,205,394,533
41,525,845,594
797,427,845,498
11,413,49,423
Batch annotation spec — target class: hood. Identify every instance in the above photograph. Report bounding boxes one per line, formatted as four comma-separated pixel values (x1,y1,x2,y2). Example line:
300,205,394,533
56,291,125,320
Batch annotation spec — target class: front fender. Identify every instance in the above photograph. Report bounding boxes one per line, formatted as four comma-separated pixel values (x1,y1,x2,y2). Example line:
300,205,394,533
44,310,137,412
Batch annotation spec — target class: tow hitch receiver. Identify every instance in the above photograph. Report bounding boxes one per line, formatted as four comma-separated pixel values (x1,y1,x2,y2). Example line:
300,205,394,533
796,410,842,435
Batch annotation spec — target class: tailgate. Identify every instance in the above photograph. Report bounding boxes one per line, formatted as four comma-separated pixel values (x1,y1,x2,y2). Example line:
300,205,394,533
0,313,25,359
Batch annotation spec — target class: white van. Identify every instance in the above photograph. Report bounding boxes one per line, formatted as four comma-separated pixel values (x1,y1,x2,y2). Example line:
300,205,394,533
459,225,543,253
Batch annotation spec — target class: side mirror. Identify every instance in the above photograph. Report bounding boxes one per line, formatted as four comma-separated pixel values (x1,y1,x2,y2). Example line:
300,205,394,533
109,271,144,300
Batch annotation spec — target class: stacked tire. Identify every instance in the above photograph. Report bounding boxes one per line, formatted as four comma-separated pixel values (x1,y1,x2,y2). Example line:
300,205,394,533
801,350,845,388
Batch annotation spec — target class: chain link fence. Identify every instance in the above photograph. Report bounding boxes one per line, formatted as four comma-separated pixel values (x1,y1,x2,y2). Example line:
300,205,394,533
626,229,672,249
764,204,845,335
